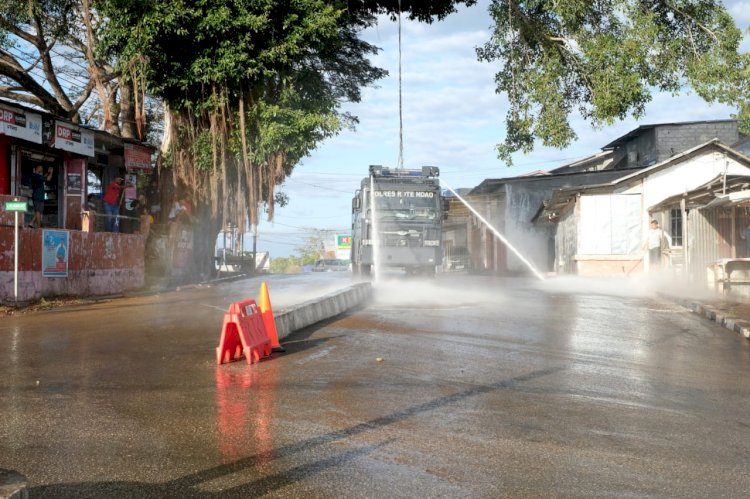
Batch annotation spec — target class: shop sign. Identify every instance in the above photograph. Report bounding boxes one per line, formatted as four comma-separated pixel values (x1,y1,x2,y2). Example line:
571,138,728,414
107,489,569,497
52,120,94,157
336,234,352,250
124,142,152,171
0,104,42,143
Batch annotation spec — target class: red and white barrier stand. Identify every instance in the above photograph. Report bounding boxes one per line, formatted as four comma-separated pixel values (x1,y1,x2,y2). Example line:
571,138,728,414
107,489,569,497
216,299,271,365
216,282,285,365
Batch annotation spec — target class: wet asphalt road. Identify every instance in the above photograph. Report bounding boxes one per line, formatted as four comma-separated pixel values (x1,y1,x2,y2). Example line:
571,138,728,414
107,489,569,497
2,273,750,498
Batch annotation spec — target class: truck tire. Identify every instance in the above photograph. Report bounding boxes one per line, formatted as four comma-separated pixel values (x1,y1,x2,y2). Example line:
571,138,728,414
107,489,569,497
422,266,436,278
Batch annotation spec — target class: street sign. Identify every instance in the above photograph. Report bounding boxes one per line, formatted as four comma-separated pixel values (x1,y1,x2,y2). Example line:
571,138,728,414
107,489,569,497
4,201,27,212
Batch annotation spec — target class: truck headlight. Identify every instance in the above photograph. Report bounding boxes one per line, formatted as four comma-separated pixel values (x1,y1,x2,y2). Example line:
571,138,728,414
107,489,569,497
423,240,440,247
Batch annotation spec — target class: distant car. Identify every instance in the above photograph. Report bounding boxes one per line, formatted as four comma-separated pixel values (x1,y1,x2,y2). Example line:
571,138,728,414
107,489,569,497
312,259,350,272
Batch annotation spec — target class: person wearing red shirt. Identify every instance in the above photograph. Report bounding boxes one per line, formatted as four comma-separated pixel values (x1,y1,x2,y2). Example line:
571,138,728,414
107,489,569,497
103,177,126,232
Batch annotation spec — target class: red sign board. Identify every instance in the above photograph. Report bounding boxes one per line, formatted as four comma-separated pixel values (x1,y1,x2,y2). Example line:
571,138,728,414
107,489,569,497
124,143,152,171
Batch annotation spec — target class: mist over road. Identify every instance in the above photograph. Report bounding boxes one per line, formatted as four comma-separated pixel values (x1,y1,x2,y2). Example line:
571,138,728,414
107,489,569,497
2,273,749,497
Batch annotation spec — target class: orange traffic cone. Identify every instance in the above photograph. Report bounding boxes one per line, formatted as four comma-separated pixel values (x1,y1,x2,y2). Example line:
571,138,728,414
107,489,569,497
259,282,285,352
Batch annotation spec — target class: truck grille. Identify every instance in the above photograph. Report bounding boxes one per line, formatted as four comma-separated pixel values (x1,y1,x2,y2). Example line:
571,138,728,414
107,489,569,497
380,228,440,247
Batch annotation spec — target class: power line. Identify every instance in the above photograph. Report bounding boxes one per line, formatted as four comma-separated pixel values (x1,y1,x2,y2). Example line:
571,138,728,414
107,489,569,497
284,177,354,194
7,46,91,92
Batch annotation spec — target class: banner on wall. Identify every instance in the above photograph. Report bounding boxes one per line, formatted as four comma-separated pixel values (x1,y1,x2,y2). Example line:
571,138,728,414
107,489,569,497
124,142,152,171
0,104,42,143
52,120,94,157
42,229,69,278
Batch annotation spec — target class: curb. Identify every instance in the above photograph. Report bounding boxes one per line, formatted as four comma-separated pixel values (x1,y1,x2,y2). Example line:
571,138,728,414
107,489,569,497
0,469,27,499
663,293,750,342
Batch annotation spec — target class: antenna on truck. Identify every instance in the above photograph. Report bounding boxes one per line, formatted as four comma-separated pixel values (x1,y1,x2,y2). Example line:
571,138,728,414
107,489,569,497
397,0,404,170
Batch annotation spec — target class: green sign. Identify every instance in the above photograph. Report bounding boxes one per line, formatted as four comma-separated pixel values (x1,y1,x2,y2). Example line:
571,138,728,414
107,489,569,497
336,234,352,249
4,201,27,212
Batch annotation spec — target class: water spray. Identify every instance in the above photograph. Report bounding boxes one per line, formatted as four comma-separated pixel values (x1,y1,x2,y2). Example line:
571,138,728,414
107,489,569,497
440,179,545,281
370,175,380,282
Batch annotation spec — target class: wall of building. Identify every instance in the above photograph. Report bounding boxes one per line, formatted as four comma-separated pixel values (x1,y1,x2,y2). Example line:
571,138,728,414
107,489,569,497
655,122,739,163
554,206,577,274
467,193,504,272
500,171,634,273
505,183,554,273
611,122,740,170
634,152,750,209
686,206,734,285
575,257,644,277
0,226,144,302
612,128,657,168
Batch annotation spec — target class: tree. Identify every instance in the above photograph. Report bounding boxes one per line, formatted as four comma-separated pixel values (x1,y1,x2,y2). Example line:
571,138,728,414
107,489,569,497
477,0,749,162
295,233,327,266
0,0,147,139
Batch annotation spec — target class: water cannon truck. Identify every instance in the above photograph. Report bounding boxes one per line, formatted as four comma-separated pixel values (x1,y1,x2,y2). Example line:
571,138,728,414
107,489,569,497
350,165,444,276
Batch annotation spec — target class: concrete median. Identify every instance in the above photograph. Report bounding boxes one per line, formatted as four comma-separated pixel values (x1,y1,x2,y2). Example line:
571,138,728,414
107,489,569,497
274,282,372,340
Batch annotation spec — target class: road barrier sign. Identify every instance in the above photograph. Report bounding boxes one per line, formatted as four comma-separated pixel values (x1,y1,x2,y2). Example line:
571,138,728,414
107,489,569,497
216,283,286,365
216,299,271,365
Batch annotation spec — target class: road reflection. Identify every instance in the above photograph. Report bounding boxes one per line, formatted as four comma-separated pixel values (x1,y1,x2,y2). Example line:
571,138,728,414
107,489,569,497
215,361,278,464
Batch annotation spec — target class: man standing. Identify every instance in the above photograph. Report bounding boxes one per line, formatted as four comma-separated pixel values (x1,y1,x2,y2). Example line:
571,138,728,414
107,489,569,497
102,177,126,232
29,165,53,229
648,219,670,268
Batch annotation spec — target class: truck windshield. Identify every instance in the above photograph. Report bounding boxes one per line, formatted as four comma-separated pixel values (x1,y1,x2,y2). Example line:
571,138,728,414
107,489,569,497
370,193,438,221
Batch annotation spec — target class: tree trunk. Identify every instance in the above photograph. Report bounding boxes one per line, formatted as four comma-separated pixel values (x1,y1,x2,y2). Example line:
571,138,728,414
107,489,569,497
191,201,223,282
120,79,138,139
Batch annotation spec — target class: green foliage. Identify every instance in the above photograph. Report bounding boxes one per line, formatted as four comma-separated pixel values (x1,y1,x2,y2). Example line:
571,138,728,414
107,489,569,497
295,234,325,266
477,0,750,163
268,231,328,272
99,0,382,110
269,256,302,274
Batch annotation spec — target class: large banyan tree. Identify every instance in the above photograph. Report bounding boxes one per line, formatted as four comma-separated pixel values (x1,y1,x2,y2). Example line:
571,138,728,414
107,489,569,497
96,0,476,276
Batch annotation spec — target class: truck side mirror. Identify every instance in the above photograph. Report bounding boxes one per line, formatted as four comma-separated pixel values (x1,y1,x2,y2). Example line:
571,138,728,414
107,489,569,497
352,197,361,210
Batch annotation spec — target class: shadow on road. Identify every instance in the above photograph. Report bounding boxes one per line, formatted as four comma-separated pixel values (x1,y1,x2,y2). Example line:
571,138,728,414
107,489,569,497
27,366,563,498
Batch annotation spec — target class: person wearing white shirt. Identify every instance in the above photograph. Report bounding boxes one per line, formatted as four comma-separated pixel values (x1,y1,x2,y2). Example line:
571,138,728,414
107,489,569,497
648,219,671,267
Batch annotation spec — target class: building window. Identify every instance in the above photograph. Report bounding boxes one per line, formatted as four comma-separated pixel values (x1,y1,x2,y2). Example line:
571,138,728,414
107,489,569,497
670,208,682,246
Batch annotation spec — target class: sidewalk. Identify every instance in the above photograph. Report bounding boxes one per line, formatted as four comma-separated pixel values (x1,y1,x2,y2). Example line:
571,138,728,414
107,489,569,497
662,289,750,342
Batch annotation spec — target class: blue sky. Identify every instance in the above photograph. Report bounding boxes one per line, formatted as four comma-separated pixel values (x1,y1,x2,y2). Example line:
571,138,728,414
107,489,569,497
258,0,750,257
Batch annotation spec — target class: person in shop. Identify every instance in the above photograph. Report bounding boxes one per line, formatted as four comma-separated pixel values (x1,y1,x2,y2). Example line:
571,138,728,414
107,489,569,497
102,177,128,232
168,194,193,224
28,164,53,229
136,194,152,237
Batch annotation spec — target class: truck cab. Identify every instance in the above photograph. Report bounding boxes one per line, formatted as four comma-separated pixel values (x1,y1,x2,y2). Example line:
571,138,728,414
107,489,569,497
351,165,443,276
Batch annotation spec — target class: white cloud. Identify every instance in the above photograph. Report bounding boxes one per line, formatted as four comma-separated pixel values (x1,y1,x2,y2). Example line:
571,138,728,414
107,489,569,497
727,1,750,27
